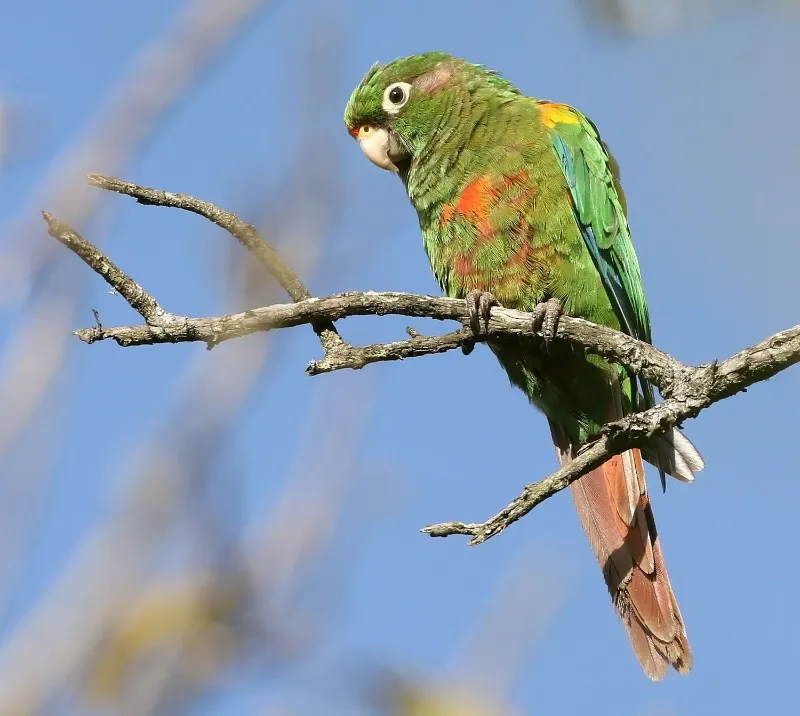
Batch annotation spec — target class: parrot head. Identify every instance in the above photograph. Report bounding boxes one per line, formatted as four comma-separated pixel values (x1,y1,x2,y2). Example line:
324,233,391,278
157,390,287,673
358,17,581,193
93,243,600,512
344,51,517,174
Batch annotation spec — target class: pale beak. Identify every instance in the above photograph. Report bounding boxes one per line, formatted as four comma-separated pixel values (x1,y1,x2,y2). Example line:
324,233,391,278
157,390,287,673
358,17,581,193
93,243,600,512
356,126,409,173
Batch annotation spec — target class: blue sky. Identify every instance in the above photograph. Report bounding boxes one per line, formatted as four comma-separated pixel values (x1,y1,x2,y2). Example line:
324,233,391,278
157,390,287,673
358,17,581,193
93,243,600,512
1,1,798,713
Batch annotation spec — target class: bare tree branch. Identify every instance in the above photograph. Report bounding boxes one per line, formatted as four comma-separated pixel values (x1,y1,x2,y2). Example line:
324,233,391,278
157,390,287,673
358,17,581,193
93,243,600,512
86,173,345,354
45,176,800,547
43,212,178,328
423,324,800,544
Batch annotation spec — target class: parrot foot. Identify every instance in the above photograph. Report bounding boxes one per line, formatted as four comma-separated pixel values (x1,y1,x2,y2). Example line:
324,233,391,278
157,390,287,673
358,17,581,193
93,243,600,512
531,298,563,347
465,290,498,335
462,290,499,355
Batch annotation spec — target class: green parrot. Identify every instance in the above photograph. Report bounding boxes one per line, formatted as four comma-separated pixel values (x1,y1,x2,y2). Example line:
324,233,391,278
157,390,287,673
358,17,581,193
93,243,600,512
344,52,706,680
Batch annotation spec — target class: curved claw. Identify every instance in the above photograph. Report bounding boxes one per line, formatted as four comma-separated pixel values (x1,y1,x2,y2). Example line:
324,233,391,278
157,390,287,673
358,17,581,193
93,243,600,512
465,290,499,337
531,298,564,347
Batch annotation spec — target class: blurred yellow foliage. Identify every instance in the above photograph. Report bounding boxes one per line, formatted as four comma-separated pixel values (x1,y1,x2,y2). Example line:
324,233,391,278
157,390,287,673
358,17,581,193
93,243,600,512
379,677,513,716
86,576,244,700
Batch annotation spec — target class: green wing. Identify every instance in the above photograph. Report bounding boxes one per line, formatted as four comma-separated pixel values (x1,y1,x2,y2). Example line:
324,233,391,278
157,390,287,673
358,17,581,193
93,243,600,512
538,100,654,408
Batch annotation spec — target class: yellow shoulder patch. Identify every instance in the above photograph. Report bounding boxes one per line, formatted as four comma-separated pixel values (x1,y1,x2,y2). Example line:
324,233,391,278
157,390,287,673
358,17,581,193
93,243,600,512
536,101,580,129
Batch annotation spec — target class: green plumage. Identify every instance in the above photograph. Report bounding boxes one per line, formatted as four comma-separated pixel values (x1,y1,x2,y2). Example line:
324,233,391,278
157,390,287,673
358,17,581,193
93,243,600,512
344,52,651,446
345,54,706,679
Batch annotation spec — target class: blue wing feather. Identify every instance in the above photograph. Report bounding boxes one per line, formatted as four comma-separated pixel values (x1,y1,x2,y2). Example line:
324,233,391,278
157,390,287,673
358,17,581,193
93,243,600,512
551,134,641,343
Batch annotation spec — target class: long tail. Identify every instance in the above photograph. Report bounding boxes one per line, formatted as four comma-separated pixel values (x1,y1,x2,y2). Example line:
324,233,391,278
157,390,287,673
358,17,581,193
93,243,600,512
550,390,693,680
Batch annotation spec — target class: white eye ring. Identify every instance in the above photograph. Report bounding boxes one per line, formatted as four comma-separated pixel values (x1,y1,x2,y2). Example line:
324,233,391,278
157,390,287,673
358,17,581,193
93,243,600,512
382,82,412,114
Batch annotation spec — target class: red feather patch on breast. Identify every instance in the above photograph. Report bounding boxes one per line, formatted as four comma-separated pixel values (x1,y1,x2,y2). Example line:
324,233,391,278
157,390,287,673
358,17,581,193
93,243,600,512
455,176,495,238
439,202,455,228
438,171,542,299
446,171,534,240
453,252,479,282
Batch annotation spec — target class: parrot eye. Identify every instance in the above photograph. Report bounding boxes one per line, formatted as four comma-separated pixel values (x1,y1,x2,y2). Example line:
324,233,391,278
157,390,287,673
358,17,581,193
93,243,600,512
382,82,411,114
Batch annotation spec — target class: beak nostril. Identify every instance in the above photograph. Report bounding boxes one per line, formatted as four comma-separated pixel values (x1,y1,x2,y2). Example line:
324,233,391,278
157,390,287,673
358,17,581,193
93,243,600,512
353,126,409,173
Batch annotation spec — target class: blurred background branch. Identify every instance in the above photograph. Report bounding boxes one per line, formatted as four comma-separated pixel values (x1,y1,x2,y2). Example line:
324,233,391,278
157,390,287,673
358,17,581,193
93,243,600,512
0,1,796,715
586,0,800,35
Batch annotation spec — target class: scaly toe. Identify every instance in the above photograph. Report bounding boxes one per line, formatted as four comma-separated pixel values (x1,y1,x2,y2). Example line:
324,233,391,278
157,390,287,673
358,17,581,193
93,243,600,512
465,290,499,336
531,298,564,347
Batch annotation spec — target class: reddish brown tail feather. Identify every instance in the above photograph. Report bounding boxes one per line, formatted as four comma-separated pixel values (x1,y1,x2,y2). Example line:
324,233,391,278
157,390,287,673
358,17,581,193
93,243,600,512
551,423,692,680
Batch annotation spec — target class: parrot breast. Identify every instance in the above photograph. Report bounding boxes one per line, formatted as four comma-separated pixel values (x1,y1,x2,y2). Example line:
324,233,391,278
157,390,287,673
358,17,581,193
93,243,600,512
421,166,562,310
